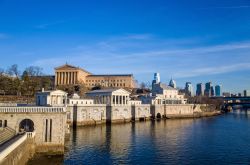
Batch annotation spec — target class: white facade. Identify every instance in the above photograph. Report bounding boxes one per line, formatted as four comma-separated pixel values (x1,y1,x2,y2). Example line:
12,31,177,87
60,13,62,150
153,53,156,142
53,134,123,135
36,89,67,106
86,88,130,106
67,94,94,106
149,83,186,105
128,100,142,105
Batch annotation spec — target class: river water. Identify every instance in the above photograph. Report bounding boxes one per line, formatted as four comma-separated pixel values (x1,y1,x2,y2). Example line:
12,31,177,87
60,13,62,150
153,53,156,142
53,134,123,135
28,110,250,165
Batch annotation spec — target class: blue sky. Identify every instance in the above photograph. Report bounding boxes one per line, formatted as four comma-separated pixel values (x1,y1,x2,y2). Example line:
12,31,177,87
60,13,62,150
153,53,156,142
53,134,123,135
0,0,250,93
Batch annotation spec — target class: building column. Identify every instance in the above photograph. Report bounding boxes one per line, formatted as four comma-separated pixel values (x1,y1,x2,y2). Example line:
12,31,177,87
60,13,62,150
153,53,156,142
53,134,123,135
68,72,71,84
55,72,58,85
70,72,73,84
61,72,64,85
114,95,116,105
72,72,75,84
75,72,78,84
59,72,62,85
58,72,61,85
67,72,70,85
66,72,68,85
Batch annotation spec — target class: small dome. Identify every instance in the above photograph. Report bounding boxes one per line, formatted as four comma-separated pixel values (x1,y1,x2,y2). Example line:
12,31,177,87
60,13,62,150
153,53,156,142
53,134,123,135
72,93,80,99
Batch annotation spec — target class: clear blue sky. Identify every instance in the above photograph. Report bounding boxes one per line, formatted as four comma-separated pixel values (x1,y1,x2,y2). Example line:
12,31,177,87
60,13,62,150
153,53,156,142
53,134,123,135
0,0,250,93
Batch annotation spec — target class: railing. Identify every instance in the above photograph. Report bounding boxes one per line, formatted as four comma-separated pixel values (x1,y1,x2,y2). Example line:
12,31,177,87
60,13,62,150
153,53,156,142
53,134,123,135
26,131,36,138
0,107,65,113
0,103,17,107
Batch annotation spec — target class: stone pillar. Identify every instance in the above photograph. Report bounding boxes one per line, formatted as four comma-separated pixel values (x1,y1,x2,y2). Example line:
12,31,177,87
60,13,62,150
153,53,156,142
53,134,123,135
66,72,68,85
57,72,60,85
59,72,61,85
70,72,73,84
55,72,58,85
75,72,78,84
61,72,64,85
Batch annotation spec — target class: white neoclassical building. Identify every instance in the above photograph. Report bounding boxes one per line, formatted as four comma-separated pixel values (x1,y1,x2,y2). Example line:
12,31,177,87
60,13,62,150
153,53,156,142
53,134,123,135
85,88,131,106
36,89,67,106
141,83,187,105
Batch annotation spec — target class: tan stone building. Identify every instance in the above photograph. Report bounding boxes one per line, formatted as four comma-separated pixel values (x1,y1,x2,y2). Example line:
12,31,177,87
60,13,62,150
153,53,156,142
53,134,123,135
55,64,135,88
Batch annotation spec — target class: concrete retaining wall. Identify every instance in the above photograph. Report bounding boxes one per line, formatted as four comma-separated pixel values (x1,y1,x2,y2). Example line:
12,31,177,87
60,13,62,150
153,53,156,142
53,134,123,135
0,134,35,165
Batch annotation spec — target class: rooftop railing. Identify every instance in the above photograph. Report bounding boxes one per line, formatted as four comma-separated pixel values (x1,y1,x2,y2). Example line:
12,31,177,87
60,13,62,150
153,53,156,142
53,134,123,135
0,107,65,113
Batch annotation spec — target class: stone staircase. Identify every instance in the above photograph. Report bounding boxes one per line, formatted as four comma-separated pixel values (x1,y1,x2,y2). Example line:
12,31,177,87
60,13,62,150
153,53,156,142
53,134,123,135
0,127,16,146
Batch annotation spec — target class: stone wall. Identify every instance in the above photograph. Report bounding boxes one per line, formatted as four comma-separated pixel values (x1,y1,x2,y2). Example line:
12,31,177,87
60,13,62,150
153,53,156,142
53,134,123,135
152,104,202,118
0,135,35,165
0,108,67,154
67,105,107,126
131,104,151,120
108,105,132,123
67,104,202,125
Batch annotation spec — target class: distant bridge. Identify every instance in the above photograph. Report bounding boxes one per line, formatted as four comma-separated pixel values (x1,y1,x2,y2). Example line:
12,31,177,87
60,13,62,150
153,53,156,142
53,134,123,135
210,97,250,110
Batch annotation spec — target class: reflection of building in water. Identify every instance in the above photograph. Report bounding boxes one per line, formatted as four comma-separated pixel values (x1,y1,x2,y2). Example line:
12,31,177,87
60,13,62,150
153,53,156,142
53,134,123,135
109,123,132,160
152,119,195,162
68,126,107,149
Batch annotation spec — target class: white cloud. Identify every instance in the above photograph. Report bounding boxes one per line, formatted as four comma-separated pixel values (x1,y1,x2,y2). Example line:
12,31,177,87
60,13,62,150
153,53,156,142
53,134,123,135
32,35,250,77
173,63,250,78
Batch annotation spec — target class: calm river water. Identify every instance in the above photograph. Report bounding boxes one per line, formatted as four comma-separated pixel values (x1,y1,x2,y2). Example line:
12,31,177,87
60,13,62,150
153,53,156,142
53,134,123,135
28,110,250,165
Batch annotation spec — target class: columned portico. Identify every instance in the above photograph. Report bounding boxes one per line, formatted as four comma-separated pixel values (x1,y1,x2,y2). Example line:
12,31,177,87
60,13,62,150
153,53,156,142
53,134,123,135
86,89,131,106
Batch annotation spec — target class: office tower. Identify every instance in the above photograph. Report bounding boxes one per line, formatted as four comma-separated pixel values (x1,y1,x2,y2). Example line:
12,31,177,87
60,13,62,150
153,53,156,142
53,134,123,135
215,85,222,97
205,82,212,97
185,82,194,96
196,83,204,96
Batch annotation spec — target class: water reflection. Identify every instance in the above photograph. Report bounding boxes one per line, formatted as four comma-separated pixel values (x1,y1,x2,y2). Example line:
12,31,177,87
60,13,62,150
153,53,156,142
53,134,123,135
28,112,250,165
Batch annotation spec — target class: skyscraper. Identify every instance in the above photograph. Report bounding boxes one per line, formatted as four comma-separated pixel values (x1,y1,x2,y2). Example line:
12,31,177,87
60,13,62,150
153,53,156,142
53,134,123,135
152,73,160,87
196,83,204,96
169,78,177,88
185,82,193,96
210,85,215,96
154,73,160,84
244,90,250,97
215,85,222,97
205,82,212,97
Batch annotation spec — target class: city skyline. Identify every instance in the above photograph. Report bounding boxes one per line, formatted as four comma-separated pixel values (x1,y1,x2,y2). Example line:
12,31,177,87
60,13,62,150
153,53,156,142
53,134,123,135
0,0,250,93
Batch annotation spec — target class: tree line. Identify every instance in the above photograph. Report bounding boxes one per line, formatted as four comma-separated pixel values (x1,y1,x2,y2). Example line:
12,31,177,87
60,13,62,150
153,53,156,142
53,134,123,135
0,64,53,97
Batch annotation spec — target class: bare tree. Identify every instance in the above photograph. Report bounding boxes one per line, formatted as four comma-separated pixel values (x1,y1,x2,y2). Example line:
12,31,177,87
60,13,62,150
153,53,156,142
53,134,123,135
7,64,20,78
0,68,4,76
25,66,43,76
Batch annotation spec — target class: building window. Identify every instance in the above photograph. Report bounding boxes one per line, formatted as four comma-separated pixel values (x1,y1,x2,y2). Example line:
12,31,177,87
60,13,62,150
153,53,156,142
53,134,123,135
4,120,7,127
0,120,2,127
45,119,48,142
49,119,52,142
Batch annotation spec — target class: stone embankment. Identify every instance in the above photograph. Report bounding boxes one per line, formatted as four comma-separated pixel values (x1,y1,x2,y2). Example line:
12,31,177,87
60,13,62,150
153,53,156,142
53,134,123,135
0,133,36,165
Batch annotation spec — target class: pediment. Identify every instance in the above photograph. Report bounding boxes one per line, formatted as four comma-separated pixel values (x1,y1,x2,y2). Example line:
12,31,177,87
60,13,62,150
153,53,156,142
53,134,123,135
55,64,79,71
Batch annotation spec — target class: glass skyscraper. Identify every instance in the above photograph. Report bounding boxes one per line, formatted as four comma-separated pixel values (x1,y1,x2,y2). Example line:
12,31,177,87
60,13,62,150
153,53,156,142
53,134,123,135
196,83,204,96
215,85,222,97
